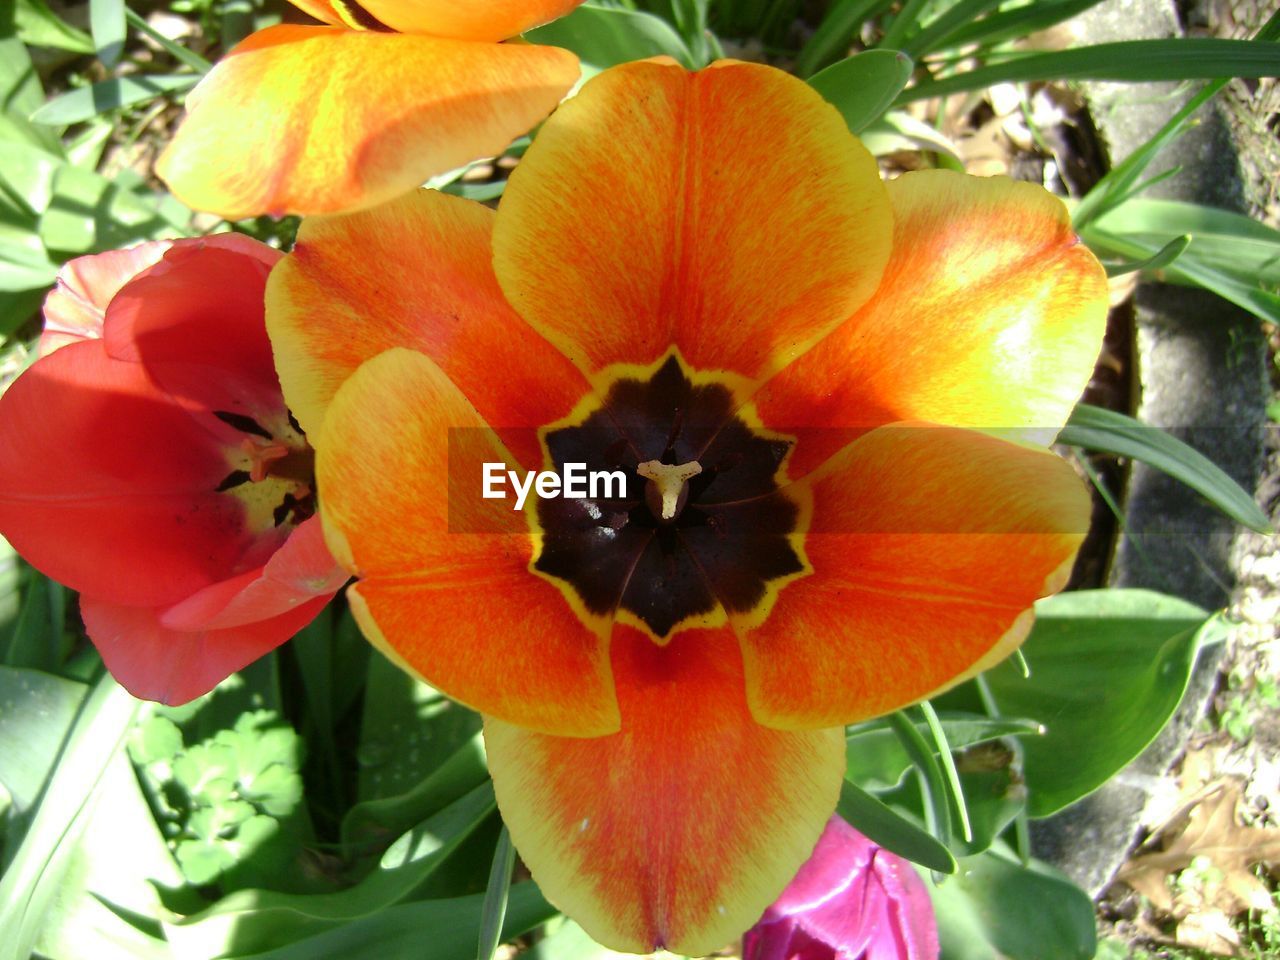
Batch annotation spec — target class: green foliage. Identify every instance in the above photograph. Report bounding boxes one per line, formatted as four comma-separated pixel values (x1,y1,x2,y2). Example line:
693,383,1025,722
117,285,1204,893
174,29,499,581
130,710,309,889
808,49,913,134
1061,404,1273,534
926,841,1097,960
982,591,1218,818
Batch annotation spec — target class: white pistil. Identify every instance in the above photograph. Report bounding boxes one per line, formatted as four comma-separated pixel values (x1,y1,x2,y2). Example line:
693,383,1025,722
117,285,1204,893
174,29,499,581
636,459,702,521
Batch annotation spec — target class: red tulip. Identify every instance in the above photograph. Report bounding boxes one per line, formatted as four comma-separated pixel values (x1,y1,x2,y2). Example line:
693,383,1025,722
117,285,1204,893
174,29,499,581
0,235,348,704
745,817,939,960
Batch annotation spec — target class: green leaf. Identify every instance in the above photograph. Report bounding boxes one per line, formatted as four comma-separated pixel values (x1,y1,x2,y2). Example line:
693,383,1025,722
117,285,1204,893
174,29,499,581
925,842,1095,960
15,0,94,54
888,710,953,848
931,0,1106,54
898,39,1280,105
836,779,956,874
89,0,126,67
0,38,64,153
0,667,88,836
356,650,481,804
857,109,964,162
796,0,892,77
164,783,498,960
809,50,913,134
1081,198,1280,326
526,3,695,69
32,752,179,960
343,735,489,853
0,673,138,960
983,589,1212,818
477,827,516,960
31,74,199,126
224,882,556,960
1102,232,1191,277
1061,403,1272,533
123,8,214,74
847,712,1040,792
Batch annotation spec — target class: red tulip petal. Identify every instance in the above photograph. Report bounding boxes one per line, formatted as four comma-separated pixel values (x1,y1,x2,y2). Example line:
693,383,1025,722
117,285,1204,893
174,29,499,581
492,58,891,380
39,241,173,355
755,171,1108,476
317,347,618,736
741,425,1091,729
486,625,845,955
155,25,579,219
103,237,285,422
161,516,346,630
81,591,332,705
0,341,248,607
267,187,586,468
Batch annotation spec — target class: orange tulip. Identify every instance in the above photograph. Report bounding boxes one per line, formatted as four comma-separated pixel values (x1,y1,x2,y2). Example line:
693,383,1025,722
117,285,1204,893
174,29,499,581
266,59,1106,953
156,0,584,219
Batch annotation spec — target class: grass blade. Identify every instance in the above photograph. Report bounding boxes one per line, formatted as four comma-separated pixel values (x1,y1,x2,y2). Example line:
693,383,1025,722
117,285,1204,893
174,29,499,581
897,38,1280,105
477,827,517,960
835,779,956,873
89,0,126,68
31,74,199,125
1060,403,1271,533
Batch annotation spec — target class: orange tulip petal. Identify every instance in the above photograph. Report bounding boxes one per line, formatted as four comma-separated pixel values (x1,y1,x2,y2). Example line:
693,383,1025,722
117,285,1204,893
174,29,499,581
741,424,1091,730
267,188,586,468
317,348,618,736
353,0,582,40
756,170,1108,476
155,25,579,219
492,58,891,380
486,626,845,954
82,591,333,706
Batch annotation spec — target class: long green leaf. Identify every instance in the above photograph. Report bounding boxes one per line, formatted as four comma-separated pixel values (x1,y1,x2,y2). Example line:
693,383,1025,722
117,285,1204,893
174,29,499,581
835,779,956,873
89,0,126,68
897,39,1280,104
477,827,516,960
795,0,891,77
0,673,138,960
888,709,953,849
15,0,95,54
935,0,1106,53
228,883,556,960
31,74,199,125
165,782,497,960
809,50,913,133
1061,403,1271,533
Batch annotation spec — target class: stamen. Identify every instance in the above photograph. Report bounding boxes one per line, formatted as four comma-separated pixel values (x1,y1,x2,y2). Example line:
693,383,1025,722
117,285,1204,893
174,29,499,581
636,459,702,522
241,437,290,483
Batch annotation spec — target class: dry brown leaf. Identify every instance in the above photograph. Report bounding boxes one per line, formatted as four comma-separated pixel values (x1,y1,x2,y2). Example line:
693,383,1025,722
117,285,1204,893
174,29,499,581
1120,779,1280,916
1176,908,1241,956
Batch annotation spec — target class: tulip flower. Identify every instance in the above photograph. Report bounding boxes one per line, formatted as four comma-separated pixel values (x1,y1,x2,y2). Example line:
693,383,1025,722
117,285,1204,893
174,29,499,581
744,816,939,960
0,236,348,705
155,0,584,219
266,59,1106,953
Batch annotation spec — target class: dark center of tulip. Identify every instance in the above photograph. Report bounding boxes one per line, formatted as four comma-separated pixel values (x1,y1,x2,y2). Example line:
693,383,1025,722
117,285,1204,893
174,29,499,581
213,410,316,530
533,354,806,639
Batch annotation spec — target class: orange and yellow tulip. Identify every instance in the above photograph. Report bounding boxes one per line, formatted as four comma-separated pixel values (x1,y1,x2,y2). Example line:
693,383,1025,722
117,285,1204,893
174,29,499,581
266,59,1107,954
156,0,584,219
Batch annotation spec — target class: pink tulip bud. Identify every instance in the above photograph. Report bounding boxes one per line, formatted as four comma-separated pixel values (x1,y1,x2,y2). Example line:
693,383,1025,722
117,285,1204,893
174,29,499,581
744,816,940,960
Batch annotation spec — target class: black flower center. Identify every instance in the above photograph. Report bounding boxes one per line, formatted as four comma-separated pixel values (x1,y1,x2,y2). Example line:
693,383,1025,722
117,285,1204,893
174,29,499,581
534,354,806,639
